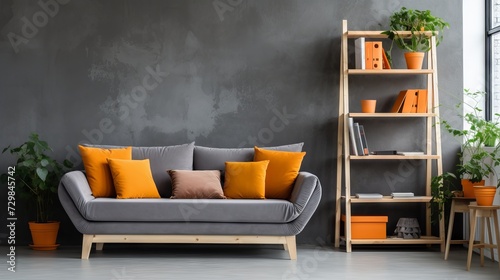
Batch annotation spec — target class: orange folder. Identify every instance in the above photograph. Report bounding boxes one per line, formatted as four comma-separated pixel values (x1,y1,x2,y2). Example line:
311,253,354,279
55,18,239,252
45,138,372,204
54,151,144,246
365,42,373,70
401,90,418,113
416,89,428,113
391,90,407,113
382,49,391,69
371,42,383,70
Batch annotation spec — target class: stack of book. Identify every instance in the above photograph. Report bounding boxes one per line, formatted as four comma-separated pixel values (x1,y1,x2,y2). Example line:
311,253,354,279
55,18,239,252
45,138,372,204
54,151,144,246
356,193,383,199
348,118,369,156
391,192,415,199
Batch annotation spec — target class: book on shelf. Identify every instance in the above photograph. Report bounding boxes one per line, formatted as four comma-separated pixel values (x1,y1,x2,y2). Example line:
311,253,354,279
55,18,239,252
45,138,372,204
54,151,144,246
391,192,414,197
416,89,428,113
391,89,427,113
354,37,365,69
348,118,359,155
365,41,383,70
391,91,407,113
371,150,397,155
352,122,365,156
396,151,425,156
401,90,418,113
358,124,369,155
382,49,391,69
356,193,383,199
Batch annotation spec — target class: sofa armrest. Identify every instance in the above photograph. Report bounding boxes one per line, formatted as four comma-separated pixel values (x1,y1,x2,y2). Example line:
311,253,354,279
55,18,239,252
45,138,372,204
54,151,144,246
59,171,95,211
289,172,321,211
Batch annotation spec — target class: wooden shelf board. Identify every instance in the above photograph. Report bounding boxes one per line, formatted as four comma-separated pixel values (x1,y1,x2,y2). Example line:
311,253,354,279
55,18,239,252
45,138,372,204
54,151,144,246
346,196,432,203
349,113,436,118
348,236,442,245
349,155,440,160
346,30,436,39
348,69,434,75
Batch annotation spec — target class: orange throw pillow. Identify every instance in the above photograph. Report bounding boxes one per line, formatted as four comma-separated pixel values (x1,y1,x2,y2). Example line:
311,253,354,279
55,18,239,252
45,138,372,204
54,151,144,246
254,147,306,199
107,158,160,199
78,145,132,197
223,161,269,199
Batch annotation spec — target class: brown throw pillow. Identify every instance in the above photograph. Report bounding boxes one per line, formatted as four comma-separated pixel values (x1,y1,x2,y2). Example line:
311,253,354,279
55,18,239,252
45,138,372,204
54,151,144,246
167,170,226,199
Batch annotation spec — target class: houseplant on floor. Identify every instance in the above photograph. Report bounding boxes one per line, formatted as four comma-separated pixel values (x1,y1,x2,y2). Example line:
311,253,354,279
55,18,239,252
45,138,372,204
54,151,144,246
440,90,500,204
382,7,449,69
1,133,72,250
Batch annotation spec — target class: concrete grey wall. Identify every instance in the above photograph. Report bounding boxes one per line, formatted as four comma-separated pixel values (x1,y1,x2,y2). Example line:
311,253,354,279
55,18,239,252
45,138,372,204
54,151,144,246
0,0,463,246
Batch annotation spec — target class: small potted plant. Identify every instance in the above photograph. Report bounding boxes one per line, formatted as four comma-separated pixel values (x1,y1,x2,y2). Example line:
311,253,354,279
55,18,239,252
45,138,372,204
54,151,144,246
1,133,72,250
431,172,457,224
440,90,500,205
382,7,449,69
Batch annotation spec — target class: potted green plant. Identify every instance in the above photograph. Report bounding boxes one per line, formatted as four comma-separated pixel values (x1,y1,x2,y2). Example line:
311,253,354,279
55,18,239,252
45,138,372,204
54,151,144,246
440,90,500,204
1,133,72,250
382,7,449,69
431,172,457,224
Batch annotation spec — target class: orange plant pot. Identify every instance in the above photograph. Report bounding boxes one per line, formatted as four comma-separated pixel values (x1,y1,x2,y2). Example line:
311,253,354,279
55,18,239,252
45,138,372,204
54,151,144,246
404,52,425,69
28,221,60,250
361,99,377,113
473,186,497,206
461,179,485,198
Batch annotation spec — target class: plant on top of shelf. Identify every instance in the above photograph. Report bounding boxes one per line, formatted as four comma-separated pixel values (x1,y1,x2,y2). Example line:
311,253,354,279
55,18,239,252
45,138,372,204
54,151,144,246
439,89,500,204
382,7,449,69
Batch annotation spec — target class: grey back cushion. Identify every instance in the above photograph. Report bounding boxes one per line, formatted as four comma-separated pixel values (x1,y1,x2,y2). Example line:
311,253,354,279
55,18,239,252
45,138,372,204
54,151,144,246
81,142,195,198
194,143,304,172
132,143,195,197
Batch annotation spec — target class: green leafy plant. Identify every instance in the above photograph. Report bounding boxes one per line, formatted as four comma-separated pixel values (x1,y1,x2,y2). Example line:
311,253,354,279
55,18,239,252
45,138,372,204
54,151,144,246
440,90,500,188
1,133,72,223
382,7,449,53
430,172,457,224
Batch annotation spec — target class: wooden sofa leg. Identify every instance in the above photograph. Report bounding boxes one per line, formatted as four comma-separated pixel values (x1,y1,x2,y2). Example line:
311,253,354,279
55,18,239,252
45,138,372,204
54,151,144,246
82,234,93,260
285,236,297,260
96,243,104,251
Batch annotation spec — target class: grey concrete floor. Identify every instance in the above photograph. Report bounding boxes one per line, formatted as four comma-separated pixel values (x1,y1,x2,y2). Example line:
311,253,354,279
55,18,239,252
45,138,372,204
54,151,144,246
0,244,499,279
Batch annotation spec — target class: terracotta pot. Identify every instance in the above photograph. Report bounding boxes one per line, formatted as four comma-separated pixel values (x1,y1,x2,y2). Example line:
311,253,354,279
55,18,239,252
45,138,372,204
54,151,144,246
28,221,60,250
461,179,485,198
473,186,497,206
361,99,376,113
404,52,425,69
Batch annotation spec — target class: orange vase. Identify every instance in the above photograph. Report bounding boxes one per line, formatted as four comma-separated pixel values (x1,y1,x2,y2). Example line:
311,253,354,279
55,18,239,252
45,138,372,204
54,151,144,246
28,221,60,250
473,186,497,206
461,179,485,198
404,52,425,69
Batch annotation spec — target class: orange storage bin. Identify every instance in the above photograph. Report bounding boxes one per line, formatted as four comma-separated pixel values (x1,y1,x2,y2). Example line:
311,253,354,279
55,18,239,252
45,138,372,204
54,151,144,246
342,215,388,239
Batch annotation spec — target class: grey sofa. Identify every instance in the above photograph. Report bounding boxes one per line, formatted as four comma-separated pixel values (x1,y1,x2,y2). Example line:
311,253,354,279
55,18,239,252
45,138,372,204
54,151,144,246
58,142,322,259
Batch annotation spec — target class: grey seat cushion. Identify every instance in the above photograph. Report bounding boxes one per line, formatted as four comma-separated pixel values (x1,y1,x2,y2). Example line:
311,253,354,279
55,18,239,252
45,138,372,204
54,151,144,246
193,143,304,171
78,198,299,223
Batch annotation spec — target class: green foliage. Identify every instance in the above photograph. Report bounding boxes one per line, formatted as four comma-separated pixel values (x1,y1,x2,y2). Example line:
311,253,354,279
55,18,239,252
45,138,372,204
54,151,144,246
1,133,72,222
382,7,449,52
440,90,500,187
430,172,457,224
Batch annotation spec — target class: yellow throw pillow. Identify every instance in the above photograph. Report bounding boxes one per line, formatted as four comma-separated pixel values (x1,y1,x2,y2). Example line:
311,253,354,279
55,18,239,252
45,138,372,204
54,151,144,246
254,147,306,199
223,161,269,199
107,158,160,199
78,145,132,197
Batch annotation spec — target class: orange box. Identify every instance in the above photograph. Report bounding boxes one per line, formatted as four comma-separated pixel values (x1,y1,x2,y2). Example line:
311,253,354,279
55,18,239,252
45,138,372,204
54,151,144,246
341,215,388,239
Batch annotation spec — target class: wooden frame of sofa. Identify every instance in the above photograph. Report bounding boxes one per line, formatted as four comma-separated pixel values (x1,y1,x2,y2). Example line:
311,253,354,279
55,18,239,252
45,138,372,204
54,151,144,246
81,234,297,260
